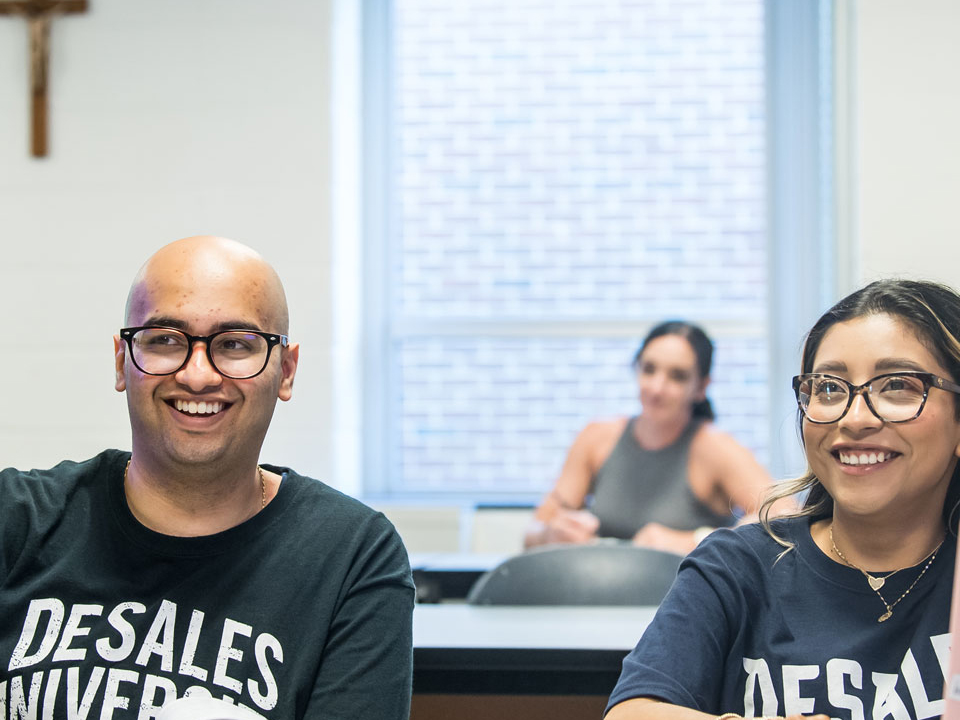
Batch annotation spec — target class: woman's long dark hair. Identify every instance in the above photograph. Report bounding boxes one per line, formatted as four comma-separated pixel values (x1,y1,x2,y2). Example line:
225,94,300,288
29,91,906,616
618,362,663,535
633,320,715,420
761,279,960,546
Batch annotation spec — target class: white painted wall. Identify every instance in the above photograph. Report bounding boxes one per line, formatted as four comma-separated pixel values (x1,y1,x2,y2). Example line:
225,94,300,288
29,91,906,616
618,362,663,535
853,0,960,286
0,0,335,481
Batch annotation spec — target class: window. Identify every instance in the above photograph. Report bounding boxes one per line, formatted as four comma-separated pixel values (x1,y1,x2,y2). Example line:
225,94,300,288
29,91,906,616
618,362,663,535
358,0,839,499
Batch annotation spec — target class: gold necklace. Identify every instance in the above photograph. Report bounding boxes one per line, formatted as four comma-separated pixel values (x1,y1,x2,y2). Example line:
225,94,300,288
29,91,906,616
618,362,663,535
125,460,266,510
829,524,943,622
257,466,266,509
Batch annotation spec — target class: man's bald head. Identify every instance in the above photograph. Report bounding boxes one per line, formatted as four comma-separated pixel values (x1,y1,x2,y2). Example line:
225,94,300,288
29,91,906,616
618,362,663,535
124,236,290,334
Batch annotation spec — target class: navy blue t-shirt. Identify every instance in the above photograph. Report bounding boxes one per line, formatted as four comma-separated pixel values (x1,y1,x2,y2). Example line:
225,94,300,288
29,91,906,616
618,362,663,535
607,517,954,719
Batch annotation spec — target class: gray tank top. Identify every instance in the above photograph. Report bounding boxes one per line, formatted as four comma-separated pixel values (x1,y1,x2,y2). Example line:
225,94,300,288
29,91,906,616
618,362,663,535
588,417,735,540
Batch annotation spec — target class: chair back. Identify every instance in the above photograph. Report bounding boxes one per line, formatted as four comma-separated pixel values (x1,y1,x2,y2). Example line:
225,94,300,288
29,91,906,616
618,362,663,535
466,543,683,606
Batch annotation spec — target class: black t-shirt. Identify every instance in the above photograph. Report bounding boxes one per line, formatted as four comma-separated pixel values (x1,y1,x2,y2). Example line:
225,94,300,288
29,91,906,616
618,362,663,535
608,517,954,719
0,450,415,719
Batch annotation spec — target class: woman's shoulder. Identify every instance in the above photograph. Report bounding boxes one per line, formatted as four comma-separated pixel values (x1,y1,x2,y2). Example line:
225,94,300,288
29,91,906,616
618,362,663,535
581,415,630,435
573,417,631,467
687,422,758,475
668,521,794,606
696,517,809,563
575,416,630,447
689,421,745,451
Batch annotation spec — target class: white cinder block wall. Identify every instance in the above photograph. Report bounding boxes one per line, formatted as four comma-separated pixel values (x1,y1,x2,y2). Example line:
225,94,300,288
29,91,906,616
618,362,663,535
0,0,335,482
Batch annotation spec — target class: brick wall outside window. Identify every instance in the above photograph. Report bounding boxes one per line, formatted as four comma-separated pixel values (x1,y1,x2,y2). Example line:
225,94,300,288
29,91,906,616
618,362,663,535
385,0,767,495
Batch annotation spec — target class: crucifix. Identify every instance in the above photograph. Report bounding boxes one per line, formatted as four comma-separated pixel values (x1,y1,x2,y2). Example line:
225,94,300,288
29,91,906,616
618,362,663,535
0,0,87,157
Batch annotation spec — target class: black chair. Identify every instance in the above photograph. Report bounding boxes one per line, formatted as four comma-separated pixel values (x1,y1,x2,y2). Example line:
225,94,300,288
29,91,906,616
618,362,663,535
466,543,684,606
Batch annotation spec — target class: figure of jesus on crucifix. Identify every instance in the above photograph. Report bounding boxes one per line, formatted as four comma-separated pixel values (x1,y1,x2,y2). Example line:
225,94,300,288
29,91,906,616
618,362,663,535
0,0,87,157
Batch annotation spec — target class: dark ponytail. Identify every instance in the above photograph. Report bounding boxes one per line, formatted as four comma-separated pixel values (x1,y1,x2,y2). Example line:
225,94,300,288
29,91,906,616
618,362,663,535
691,397,715,421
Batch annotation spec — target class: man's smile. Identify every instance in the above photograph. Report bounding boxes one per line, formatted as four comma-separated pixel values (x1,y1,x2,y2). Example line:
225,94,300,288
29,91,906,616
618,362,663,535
168,399,228,416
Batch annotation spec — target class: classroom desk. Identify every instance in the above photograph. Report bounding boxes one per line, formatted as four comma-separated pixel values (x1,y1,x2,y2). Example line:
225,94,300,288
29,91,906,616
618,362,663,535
409,552,506,602
411,604,656,720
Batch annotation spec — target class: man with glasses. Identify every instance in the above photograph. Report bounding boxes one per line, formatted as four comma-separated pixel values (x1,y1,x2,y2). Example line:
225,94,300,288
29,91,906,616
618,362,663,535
0,236,414,719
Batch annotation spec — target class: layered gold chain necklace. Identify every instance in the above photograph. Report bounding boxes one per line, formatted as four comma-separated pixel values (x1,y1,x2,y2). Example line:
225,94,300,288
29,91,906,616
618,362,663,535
829,525,944,623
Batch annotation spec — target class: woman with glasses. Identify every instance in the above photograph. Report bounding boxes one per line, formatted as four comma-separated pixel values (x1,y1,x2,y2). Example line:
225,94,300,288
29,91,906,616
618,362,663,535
605,278,960,720
525,320,776,555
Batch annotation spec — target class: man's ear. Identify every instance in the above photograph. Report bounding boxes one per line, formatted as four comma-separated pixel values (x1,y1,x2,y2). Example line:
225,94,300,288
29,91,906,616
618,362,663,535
278,342,300,402
114,335,127,392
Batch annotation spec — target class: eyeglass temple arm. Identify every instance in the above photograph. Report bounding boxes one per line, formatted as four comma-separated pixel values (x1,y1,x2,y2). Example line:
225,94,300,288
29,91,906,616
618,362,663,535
933,375,960,395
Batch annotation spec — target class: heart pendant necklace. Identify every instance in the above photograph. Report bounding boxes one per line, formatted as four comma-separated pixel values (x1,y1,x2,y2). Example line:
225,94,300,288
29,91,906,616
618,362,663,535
829,524,943,623
867,574,886,591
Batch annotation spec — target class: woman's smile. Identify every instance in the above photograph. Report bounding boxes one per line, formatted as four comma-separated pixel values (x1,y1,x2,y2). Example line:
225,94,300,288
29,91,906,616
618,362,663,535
803,313,960,523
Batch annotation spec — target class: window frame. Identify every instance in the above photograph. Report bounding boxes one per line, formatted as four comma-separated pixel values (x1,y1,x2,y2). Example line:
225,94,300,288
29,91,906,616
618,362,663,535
347,0,853,500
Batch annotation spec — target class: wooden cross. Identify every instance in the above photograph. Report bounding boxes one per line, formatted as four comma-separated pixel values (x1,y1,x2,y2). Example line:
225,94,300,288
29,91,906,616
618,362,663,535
0,0,87,157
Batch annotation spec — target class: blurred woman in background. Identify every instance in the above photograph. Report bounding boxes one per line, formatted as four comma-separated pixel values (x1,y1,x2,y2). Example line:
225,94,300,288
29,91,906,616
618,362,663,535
525,320,775,555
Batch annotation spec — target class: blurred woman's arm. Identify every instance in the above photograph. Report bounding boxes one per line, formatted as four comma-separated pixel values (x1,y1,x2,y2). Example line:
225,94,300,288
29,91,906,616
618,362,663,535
524,419,623,547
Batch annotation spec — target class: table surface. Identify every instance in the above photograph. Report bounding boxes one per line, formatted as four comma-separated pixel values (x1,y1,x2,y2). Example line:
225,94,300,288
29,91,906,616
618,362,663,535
409,552,508,571
413,604,656,650
412,604,656,695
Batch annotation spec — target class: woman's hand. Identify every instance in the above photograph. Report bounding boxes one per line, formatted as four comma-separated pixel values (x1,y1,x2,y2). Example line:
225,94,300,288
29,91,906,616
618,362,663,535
632,522,698,554
540,508,601,544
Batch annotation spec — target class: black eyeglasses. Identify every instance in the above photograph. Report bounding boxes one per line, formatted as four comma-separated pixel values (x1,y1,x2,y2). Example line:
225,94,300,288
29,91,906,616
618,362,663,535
792,371,960,424
120,326,288,380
